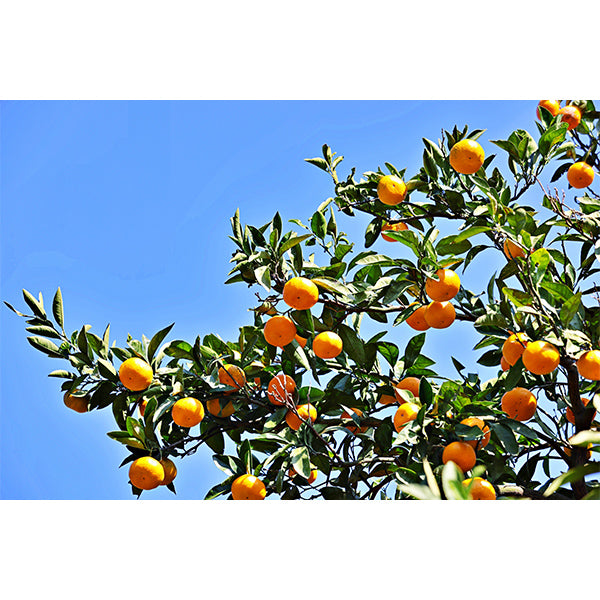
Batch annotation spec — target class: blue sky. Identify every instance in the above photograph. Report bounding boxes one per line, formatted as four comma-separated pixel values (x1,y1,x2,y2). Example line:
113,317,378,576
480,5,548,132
0,99,571,499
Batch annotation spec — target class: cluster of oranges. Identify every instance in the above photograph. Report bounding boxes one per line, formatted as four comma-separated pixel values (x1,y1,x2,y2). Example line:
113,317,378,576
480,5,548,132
536,100,582,130
263,277,343,360
404,268,461,331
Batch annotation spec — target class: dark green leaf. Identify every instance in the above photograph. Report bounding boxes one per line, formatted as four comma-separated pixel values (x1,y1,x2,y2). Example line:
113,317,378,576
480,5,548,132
27,336,62,358
52,287,64,329
148,323,174,362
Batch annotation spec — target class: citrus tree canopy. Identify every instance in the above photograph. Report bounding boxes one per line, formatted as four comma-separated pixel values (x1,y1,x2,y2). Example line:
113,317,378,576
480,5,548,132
7,100,600,500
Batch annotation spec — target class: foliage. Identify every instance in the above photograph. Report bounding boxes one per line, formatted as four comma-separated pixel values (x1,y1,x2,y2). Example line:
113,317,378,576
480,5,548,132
7,100,600,499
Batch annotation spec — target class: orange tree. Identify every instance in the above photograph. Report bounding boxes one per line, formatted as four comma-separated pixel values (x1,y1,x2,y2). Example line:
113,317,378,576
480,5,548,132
7,100,600,500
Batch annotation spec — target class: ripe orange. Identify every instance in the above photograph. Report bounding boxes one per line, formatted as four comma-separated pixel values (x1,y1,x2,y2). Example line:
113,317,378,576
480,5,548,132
341,407,367,434
377,175,407,206
378,393,397,406
263,315,297,347
381,221,408,241
63,390,89,413
231,474,266,500
406,304,430,331
285,403,317,431
537,100,561,119
424,301,456,329
267,373,296,406
294,334,307,348
218,364,246,391
289,467,317,484
502,332,529,366
159,458,177,486
119,357,154,391
462,477,496,500
567,162,595,189
206,397,235,418
129,456,165,490
501,387,537,421
522,340,560,375
312,331,343,359
566,397,595,425
394,377,420,403
449,139,485,175
442,441,477,473
577,350,600,380
425,269,461,302
558,105,581,130
460,417,491,450
283,277,319,310
393,402,420,432
503,239,525,260
171,397,205,427
500,356,510,372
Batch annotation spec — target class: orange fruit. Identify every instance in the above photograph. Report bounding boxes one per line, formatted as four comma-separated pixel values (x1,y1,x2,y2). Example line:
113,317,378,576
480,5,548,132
119,357,154,392
406,304,430,331
282,276,319,310
442,441,477,473
500,356,510,372
566,397,595,425
295,334,307,348
449,139,485,175
381,221,408,241
502,332,529,366
263,315,297,347
285,403,317,431
341,407,367,434
288,467,317,484
206,397,235,418
171,397,205,427
522,340,560,375
577,350,600,380
378,393,397,406
394,377,420,403
567,162,595,189
503,239,525,260
377,175,407,206
425,269,461,302
267,374,296,406
558,105,581,130
501,387,537,421
63,390,89,413
231,474,266,500
312,331,343,359
218,364,246,390
460,417,491,450
424,301,456,329
462,477,496,500
159,458,177,486
393,402,420,432
129,456,165,490
537,100,561,119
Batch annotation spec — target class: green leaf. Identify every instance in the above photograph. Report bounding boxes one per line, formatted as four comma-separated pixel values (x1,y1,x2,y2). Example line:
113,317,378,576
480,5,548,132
4,301,27,317
397,483,439,500
311,211,327,239
441,461,469,500
290,446,311,479
454,226,491,243
305,157,329,171
544,463,600,497
48,370,75,379
568,430,600,446
377,341,399,368
492,422,519,454
280,233,312,254
52,287,64,329
320,486,348,500
23,289,46,319
147,323,174,362
560,292,582,327
25,325,62,339
338,323,366,366
374,418,394,452
106,432,146,450
97,357,118,381
403,333,426,368
254,265,271,291
502,288,533,307
311,277,351,297
263,407,287,432
27,336,63,358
